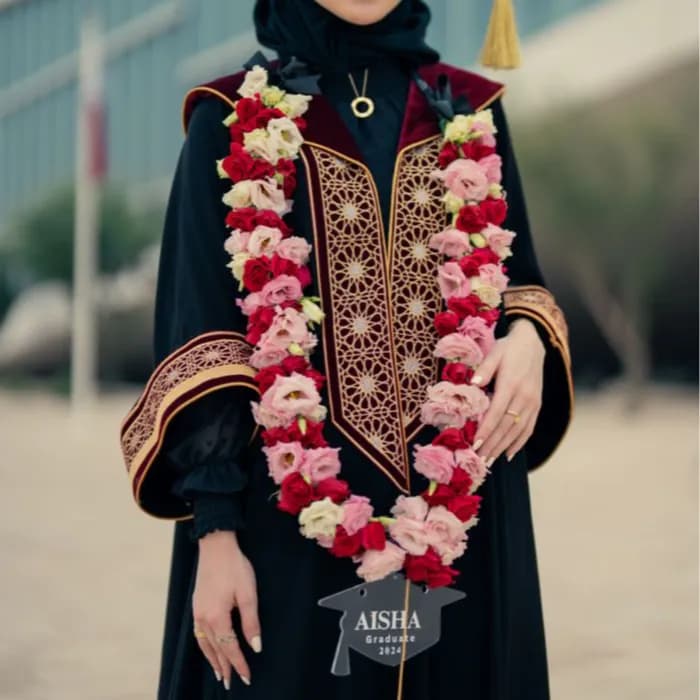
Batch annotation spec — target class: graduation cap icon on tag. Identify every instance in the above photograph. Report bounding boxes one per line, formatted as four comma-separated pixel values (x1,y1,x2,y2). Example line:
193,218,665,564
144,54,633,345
318,574,465,676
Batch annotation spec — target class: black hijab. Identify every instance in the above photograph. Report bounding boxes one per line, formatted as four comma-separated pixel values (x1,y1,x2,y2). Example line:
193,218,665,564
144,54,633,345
253,0,439,74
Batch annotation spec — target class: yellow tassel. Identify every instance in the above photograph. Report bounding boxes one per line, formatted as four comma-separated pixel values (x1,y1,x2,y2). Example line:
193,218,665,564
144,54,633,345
480,0,522,70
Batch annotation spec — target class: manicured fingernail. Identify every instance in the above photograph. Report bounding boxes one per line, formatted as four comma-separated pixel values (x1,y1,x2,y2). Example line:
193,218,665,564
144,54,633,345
473,438,484,451
471,374,482,385
240,675,251,686
251,635,262,653
215,671,222,682
486,456,495,467
506,453,512,462
223,678,231,691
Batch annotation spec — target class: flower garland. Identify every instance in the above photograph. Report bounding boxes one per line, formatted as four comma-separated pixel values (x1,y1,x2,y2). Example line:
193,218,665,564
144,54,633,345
216,65,516,589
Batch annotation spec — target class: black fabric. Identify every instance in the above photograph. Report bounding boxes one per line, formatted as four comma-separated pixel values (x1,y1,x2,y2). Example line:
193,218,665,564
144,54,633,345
254,0,439,74
154,91,553,699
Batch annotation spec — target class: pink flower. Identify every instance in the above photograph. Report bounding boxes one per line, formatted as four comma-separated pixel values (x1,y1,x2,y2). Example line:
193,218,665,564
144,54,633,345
413,444,455,484
391,495,429,521
341,495,374,535
224,230,251,256
454,448,489,493
424,506,468,564
300,446,341,484
434,332,484,366
437,262,471,300
258,307,317,352
259,274,303,307
389,515,430,556
479,132,496,148
478,154,502,184
356,542,406,582
275,236,312,265
247,225,284,257
477,263,509,293
458,316,496,357
249,343,289,369
252,372,326,428
428,227,472,258
263,440,305,484
482,223,516,259
420,381,490,429
432,159,490,202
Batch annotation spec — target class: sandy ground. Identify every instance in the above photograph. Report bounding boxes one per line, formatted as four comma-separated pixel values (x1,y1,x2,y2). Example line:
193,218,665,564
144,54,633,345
0,382,696,700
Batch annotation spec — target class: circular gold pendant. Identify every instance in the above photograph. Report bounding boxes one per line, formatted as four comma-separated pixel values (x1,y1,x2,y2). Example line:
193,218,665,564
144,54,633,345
351,96,375,119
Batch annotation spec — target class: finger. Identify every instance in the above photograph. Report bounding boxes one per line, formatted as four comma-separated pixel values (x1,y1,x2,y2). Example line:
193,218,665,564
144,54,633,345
473,376,515,457
194,630,223,684
505,412,538,462
213,624,251,687
487,406,533,464
237,590,262,653
470,344,503,389
198,621,230,688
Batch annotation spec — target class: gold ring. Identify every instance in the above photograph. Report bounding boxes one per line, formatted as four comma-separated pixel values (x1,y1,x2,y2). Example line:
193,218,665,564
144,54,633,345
216,633,237,645
194,632,207,639
506,409,521,423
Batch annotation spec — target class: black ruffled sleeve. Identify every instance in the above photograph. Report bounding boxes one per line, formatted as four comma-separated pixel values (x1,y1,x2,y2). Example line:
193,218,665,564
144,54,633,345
119,96,259,527
491,98,575,471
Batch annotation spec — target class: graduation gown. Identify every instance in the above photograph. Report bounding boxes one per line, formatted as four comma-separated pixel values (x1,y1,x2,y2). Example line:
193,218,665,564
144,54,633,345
120,60,574,700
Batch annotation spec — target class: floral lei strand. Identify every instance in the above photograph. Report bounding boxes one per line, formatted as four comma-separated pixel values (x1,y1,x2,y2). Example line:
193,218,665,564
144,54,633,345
216,65,516,589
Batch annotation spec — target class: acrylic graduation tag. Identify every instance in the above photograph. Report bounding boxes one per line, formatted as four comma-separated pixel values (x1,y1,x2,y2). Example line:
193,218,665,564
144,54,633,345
317,574,465,676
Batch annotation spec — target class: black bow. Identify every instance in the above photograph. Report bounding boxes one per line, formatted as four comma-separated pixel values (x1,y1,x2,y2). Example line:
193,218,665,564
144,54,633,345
413,72,473,123
243,51,322,95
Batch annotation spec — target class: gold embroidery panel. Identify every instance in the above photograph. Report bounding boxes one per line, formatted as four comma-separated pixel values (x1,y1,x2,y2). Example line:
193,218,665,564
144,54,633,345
309,146,410,487
121,332,255,474
389,137,445,437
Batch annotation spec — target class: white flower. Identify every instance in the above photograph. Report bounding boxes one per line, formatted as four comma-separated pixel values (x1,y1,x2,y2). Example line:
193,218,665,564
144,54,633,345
444,110,496,143
442,191,464,214
266,117,304,159
244,128,276,161
238,65,268,98
298,498,344,539
444,115,472,143
223,180,254,209
277,93,312,119
300,298,325,324
488,183,502,198
227,252,251,281
261,85,285,107
470,278,501,307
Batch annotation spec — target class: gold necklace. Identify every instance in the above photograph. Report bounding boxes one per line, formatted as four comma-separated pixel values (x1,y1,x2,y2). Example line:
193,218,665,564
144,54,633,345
348,68,375,119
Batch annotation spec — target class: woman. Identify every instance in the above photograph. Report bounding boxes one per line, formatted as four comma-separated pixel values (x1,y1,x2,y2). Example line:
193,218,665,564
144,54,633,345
120,1,574,698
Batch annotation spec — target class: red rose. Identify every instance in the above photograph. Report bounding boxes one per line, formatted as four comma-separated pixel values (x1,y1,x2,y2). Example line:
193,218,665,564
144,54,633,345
458,248,501,277
360,521,387,551
480,308,501,326
461,140,496,160
448,494,481,522
404,549,459,588
442,362,469,384
270,255,298,278
278,472,314,515
294,116,307,131
301,420,328,448
330,526,362,558
480,197,507,226
242,256,273,292
438,142,460,168
447,294,483,319
254,365,285,394
315,477,351,504
449,467,473,495
246,305,276,345
295,265,312,288
254,211,292,236
462,420,479,444
432,427,469,451
422,483,454,507
221,143,274,182
226,207,258,231
236,97,263,123
456,204,487,233
276,158,298,198
433,311,460,337
281,356,310,374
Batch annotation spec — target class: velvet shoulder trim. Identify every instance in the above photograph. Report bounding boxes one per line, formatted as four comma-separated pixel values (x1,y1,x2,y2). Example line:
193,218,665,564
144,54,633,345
182,69,248,133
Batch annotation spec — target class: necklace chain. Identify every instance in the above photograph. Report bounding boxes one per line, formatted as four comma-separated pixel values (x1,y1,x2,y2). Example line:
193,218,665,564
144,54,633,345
347,68,375,119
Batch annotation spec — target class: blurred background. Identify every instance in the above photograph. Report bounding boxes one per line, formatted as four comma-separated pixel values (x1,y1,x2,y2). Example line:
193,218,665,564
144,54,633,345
0,0,697,698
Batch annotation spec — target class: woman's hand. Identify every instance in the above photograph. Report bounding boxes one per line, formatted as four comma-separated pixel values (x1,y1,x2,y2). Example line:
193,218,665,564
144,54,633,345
193,530,261,690
470,318,546,465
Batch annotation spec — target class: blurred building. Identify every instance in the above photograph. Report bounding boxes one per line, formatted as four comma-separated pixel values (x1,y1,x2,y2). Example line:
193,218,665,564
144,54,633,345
0,0,607,226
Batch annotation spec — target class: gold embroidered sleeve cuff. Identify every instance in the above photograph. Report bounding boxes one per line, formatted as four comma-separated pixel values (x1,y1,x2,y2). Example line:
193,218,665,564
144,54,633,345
503,284,574,471
119,331,258,519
